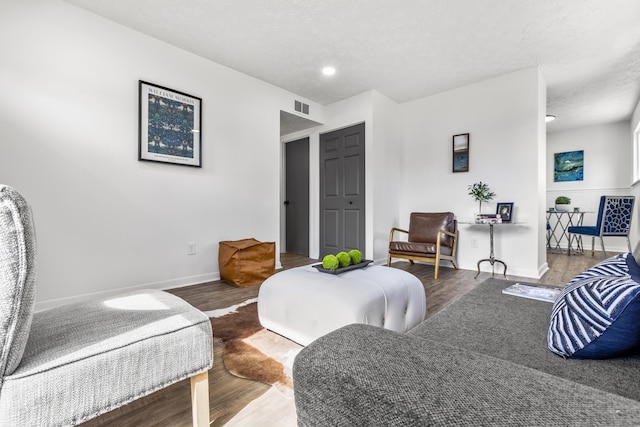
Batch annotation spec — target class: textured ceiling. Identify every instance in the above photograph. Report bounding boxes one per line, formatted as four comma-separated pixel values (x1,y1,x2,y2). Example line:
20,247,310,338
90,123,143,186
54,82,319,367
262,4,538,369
63,0,640,132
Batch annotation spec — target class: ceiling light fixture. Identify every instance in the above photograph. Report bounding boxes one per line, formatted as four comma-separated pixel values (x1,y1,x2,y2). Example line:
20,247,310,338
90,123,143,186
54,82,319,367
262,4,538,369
322,66,336,76
545,115,556,123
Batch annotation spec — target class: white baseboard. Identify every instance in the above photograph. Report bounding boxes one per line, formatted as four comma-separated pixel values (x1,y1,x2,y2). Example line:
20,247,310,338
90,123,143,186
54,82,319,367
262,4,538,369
35,272,220,312
537,262,550,279
549,244,630,254
35,261,284,312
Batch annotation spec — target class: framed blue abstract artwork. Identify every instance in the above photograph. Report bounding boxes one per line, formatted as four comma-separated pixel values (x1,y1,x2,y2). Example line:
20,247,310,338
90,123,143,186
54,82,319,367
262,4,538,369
554,150,583,182
138,80,202,167
452,133,469,173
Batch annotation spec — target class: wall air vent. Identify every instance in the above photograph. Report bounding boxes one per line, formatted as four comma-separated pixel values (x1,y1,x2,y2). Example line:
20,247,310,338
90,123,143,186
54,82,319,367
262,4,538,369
294,100,310,115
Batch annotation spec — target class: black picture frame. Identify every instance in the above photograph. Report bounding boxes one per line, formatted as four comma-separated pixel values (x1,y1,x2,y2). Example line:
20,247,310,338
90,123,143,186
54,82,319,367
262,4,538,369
138,80,202,167
452,133,469,173
496,202,514,223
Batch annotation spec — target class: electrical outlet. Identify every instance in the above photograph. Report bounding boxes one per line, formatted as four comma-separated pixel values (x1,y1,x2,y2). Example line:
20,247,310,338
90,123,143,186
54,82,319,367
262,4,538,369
187,242,196,255
471,239,478,248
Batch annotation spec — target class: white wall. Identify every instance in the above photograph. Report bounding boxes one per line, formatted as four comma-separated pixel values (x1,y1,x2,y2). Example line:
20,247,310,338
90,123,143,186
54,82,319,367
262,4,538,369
398,68,546,278
629,98,640,252
1,0,324,309
536,70,549,276
371,91,401,261
9,1,627,308
633,99,640,136
546,122,632,251
279,70,549,278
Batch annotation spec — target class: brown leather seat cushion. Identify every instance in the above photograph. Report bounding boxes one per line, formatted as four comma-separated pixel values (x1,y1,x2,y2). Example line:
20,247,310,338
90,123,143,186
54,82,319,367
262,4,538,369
389,241,452,256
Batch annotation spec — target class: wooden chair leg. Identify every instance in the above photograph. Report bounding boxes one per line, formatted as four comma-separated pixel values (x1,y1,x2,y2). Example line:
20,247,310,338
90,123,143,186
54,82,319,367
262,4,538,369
190,371,210,427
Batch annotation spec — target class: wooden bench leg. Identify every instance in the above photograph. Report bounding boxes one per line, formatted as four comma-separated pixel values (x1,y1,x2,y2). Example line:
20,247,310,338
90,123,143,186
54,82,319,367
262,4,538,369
190,371,210,426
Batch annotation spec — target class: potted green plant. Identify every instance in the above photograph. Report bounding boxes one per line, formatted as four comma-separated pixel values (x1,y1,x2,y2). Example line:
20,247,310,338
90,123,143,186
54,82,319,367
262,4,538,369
554,196,572,212
468,181,496,214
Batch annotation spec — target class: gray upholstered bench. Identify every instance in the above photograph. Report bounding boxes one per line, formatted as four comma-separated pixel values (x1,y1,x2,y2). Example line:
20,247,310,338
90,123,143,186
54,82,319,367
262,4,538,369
0,185,213,426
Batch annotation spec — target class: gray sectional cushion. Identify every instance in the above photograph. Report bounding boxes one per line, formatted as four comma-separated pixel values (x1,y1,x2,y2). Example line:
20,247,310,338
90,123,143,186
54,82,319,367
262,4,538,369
408,278,640,400
0,185,37,377
293,278,640,425
0,289,213,426
294,323,640,426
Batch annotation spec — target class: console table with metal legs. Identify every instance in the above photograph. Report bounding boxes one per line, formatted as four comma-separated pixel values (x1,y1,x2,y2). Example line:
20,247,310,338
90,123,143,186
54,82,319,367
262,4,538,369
461,221,523,279
474,222,507,278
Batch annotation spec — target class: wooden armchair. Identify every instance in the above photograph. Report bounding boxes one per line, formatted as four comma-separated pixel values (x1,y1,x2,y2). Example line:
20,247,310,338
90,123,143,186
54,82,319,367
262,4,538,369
387,212,458,279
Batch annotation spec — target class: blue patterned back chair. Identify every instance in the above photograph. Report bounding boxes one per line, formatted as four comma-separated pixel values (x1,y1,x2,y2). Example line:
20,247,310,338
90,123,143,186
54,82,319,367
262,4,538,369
568,195,635,257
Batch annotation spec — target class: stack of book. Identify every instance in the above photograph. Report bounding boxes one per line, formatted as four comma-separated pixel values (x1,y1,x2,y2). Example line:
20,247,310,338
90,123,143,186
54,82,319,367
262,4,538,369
475,214,502,224
502,283,562,303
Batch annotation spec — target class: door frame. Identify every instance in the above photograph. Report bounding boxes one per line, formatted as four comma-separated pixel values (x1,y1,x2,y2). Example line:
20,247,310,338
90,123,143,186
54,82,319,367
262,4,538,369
280,133,313,257
318,122,366,257
284,137,310,256
281,120,369,261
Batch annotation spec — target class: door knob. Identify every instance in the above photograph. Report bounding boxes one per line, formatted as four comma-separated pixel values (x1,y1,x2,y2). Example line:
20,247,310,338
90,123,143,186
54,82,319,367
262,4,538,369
284,200,290,205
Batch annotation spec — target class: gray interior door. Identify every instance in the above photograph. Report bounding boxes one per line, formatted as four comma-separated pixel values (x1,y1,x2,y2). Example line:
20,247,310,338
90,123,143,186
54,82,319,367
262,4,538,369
285,137,310,256
319,123,365,257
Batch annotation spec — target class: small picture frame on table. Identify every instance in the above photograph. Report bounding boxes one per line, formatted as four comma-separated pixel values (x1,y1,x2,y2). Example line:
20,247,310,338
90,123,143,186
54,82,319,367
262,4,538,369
496,202,514,223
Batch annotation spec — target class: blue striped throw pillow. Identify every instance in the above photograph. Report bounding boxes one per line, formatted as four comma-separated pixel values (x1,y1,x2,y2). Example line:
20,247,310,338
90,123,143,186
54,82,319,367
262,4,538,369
548,253,640,359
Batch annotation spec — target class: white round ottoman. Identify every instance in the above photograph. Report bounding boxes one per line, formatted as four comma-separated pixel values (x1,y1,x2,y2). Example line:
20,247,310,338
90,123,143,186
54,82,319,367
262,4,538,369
257,264,426,346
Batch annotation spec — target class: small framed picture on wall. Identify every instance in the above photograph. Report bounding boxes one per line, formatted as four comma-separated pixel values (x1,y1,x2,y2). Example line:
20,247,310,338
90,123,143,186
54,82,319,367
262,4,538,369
452,133,469,173
554,150,583,182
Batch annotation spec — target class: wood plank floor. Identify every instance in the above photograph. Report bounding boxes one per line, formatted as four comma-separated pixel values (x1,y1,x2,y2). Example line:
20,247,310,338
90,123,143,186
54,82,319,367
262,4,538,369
81,251,611,426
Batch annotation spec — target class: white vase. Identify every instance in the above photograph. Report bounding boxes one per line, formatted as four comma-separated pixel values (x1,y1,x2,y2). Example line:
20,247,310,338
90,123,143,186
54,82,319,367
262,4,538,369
555,203,572,212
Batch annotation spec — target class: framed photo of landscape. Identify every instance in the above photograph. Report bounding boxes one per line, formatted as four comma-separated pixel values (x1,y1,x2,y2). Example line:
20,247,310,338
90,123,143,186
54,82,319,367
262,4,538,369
138,80,202,167
452,133,469,173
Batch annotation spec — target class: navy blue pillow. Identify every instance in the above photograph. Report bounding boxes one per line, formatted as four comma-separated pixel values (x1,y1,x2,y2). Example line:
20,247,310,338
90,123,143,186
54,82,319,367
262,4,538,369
548,253,640,359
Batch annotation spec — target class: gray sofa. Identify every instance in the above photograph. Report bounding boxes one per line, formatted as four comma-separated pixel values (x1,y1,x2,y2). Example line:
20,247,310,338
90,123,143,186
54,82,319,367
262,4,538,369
293,278,640,426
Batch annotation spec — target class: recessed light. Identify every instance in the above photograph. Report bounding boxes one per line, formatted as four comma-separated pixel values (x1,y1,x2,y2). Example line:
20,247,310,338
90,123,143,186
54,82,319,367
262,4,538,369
545,115,556,123
322,66,336,76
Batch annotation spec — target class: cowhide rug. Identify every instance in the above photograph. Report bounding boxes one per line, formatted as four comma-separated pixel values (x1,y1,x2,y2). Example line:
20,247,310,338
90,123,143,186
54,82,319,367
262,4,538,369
205,299,302,398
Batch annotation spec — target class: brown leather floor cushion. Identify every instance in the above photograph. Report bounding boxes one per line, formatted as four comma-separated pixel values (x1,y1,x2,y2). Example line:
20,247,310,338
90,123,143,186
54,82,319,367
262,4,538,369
219,238,275,287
